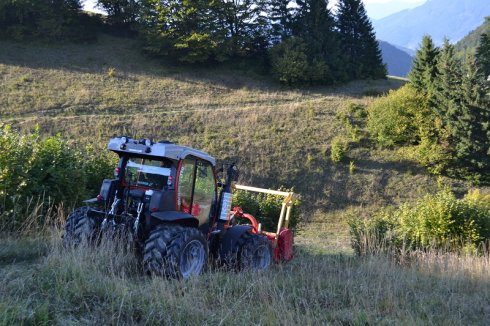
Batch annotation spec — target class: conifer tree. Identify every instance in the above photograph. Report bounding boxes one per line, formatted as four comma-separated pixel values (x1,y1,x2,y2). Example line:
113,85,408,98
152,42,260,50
269,0,295,44
475,33,490,79
409,35,439,93
433,39,462,120
456,56,490,180
336,0,386,80
97,0,141,31
295,0,340,83
140,0,220,62
214,0,270,58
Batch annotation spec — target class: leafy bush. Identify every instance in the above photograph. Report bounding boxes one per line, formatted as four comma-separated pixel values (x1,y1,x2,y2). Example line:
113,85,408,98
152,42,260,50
269,38,310,85
349,189,490,255
367,85,433,147
0,125,114,231
232,188,301,231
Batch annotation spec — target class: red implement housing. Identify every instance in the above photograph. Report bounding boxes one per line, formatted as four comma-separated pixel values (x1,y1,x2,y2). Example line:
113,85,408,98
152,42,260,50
228,202,295,263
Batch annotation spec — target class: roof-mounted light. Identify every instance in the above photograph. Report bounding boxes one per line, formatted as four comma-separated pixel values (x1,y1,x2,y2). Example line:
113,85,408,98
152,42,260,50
144,139,153,147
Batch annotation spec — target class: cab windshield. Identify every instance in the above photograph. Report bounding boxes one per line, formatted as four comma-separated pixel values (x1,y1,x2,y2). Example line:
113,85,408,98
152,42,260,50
125,159,171,189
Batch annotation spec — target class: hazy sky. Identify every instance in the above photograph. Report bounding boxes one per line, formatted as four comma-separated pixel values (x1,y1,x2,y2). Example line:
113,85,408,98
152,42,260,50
83,0,427,20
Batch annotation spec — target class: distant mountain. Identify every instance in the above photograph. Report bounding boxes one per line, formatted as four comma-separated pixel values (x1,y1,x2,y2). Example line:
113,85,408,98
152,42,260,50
379,41,413,77
364,0,425,20
373,0,490,50
455,17,490,59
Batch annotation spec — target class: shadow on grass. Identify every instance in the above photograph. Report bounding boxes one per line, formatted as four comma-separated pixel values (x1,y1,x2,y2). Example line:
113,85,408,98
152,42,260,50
0,34,405,97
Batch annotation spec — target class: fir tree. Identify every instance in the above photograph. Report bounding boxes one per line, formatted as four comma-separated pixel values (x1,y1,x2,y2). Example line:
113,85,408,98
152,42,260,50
336,0,386,80
214,0,270,58
269,0,295,44
408,35,440,94
295,0,340,83
97,0,141,31
456,55,490,180
433,39,462,121
475,33,490,79
140,0,220,63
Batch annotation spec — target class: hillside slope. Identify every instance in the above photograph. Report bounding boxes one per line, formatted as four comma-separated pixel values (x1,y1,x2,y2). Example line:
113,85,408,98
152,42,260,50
373,0,490,50
0,35,441,219
455,16,490,58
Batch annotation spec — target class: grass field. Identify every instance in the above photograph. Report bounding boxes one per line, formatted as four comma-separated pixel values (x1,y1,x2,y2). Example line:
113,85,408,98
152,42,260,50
1,231,489,325
1,35,489,325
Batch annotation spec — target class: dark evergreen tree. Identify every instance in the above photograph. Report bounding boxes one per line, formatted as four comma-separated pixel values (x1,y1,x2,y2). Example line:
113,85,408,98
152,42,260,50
431,41,490,181
455,55,490,181
97,0,141,31
294,0,340,83
269,0,296,44
214,0,270,58
475,33,490,79
140,0,220,63
409,35,440,94
433,39,462,121
336,0,386,80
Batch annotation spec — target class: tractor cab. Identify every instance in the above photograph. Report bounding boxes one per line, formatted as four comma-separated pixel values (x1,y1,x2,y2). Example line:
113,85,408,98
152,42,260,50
104,137,218,234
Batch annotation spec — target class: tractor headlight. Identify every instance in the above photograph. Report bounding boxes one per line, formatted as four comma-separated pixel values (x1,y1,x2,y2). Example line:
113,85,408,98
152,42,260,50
144,138,153,147
121,136,128,143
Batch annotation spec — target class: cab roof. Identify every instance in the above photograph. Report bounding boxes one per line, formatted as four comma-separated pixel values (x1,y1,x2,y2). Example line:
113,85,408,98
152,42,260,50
108,137,216,166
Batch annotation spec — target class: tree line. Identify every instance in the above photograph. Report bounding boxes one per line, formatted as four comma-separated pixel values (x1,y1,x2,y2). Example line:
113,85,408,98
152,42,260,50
368,34,490,183
0,0,386,84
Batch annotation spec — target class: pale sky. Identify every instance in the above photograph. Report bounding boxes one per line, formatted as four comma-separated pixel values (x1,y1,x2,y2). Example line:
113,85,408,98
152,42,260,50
83,0,427,20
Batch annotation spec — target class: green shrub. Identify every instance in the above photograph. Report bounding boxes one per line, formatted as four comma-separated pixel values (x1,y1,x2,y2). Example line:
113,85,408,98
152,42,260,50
232,189,301,231
0,125,113,231
367,85,433,147
348,212,398,256
269,38,310,85
330,137,347,163
349,189,490,255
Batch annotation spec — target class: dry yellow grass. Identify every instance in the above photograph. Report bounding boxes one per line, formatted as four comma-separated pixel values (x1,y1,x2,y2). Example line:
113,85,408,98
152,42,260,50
1,231,489,325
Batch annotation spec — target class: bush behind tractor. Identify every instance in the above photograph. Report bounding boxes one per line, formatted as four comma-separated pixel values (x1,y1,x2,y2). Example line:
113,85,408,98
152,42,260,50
63,136,295,278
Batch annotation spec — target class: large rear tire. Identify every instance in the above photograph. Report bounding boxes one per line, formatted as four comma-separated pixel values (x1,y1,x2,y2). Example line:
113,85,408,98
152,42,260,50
63,207,99,247
233,232,272,271
143,224,208,279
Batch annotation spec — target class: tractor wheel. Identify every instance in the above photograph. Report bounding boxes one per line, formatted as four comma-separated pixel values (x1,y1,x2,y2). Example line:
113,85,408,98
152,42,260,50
63,207,99,247
143,224,208,279
233,232,272,271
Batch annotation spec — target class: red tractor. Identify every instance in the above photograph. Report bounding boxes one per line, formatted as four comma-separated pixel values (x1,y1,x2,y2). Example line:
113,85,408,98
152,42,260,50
63,137,294,278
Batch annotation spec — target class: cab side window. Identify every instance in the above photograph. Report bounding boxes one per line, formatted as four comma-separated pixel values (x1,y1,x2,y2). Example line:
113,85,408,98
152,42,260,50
194,161,216,223
178,158,195,214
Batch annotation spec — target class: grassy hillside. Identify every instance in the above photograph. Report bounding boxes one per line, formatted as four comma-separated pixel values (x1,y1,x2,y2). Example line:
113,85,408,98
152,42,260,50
1,35,448,244
2,35,489,324
455,16,490,59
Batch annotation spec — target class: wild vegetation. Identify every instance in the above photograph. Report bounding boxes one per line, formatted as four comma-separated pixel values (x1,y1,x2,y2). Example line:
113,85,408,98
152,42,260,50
2,231,490,325
1,3,490,324
350,189,490,255
0,0,386,85
367,35,490,183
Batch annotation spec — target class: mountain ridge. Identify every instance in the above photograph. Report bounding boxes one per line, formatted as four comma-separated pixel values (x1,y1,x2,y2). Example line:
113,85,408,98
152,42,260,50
373,0,490,50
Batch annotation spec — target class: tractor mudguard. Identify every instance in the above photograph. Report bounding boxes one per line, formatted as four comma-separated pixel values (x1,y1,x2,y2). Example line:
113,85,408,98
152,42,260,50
218,225,253,260
151,211,199,228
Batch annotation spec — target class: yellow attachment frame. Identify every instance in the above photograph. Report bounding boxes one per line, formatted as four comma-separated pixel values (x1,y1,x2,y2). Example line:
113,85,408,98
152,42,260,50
233,184,295,246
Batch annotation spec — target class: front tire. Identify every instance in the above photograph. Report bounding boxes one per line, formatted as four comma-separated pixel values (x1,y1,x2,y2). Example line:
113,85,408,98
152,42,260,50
63,207,99,247
143,225,208,279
